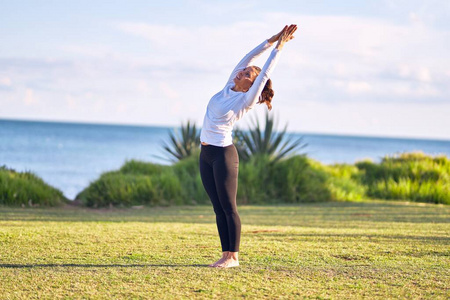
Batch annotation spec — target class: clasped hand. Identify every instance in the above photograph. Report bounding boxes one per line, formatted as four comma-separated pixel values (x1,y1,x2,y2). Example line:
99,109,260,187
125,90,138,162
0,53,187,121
268,24,297,50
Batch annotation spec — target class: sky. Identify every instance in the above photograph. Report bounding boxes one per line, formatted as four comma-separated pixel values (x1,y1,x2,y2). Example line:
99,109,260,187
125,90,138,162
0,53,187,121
1,0,449,140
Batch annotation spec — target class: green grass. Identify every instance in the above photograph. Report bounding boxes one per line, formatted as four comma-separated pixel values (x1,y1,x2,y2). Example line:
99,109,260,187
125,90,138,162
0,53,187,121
1,201,449,299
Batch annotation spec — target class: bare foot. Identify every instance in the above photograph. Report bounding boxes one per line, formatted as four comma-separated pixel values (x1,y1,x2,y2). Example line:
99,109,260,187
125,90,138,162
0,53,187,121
208,257,227,267
215,258,239,268
208,252,229,267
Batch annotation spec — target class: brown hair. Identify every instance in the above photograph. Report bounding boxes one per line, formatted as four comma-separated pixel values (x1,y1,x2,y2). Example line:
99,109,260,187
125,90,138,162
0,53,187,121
252,66,274,111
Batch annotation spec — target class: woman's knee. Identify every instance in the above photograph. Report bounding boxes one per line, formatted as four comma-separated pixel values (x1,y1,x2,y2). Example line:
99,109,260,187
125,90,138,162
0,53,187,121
223,206,239,217
213,205,225,216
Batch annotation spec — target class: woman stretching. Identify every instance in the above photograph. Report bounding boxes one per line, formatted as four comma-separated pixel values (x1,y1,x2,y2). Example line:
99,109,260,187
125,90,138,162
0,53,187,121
199,24,297,268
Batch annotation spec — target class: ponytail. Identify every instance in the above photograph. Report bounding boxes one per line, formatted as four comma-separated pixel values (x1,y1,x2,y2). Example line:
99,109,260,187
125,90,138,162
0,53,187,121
258,79,274,111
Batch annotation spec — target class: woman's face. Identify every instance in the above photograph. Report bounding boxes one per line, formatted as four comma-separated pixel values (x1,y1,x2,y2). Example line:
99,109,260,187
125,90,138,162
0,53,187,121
234,67,259,92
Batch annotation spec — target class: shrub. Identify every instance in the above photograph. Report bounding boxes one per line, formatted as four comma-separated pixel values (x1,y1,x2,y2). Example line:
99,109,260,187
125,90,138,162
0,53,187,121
77,152,450,207
279,157,333,202
310,162,366,201
0,166,67,206
76,155,209,207
237,154,276,204
119,160,169,175
172,152,209,205
356,152,450,204
152,170,183,205
76,172,157,207
77,171,185,208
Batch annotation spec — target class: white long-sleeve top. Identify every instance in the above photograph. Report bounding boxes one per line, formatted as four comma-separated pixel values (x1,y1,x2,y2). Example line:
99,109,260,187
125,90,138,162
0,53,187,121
200,40,281,147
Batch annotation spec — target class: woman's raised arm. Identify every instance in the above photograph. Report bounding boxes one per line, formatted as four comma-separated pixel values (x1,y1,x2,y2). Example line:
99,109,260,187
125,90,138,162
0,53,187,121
226,25,293,84
226,40,272,84
244,24,297,109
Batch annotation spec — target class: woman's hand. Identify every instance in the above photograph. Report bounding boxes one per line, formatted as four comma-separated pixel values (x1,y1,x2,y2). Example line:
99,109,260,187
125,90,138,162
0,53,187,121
275,24,297,51
268,25,288,45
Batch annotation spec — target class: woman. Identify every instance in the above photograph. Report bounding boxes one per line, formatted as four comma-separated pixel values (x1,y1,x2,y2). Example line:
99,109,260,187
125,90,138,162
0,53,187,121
199,24,297,268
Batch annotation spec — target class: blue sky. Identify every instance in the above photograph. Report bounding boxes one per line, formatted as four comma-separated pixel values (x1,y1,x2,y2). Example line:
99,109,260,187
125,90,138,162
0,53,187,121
1,0,449,139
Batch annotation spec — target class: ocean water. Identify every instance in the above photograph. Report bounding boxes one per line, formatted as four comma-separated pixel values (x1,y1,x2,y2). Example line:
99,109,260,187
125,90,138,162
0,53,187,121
1,119,449,200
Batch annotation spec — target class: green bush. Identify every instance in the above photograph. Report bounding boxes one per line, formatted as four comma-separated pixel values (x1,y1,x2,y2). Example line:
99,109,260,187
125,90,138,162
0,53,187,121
0,166,67,207
310,161,366,202
119,159,169,175
272,155,331,203
3,150,446,208
76,172,156,207
236,154,333,204
76,156,208,207
237,154,276,204
172,152,209,205
77,152,449,207
153,170,183,205
356,152,450,204
77,171,182,208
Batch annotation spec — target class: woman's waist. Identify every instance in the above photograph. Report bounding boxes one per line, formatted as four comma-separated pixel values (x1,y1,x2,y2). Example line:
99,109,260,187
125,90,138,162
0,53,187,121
200,141,233,147
200,128,234,147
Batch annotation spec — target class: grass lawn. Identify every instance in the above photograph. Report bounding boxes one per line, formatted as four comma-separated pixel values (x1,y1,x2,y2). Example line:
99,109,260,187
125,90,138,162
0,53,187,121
0,201,449,299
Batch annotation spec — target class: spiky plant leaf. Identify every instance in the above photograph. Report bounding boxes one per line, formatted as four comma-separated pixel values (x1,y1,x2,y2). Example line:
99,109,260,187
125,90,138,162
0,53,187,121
234,112,307,163
160,120,200,162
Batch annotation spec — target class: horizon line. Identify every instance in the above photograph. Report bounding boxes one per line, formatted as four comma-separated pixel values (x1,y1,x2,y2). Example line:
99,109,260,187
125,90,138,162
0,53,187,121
1,117,449,143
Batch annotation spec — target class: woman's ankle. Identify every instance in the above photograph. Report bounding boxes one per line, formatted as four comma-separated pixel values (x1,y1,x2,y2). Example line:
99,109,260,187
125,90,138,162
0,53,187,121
228,251,238,260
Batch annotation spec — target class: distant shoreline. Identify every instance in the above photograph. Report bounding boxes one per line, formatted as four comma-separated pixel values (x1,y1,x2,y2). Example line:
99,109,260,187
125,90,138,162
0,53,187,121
2,118,449,199
2,118,449,142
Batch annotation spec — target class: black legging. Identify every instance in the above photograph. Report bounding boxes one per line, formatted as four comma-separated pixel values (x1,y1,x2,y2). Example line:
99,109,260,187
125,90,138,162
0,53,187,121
199,144,241,252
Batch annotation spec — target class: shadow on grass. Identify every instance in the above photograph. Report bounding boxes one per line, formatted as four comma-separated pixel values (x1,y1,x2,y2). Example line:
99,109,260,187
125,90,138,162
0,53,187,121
0,263,208,269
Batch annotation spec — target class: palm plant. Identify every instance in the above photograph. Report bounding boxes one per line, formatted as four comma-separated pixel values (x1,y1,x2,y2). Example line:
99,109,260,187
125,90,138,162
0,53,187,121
234,112,307,163
161,120,200,162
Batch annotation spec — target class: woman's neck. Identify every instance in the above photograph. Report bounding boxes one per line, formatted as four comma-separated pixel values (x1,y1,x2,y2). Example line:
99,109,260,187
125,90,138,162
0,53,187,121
232,84,247,93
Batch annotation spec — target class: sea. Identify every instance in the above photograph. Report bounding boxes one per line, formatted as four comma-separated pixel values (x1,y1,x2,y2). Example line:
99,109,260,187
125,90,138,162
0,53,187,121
1,119,449,200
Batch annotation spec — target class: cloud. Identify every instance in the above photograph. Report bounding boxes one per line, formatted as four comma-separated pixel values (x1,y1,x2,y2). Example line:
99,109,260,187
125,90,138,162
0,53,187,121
0,76,12,87
393,64,439,84
24,88,37,105
384,0,450,27
60,44,117,59
115,103,128,113
390,82,440,98
277,99,450,140
2,7,449,139
65,95,77,109
332,80,372,94
117,23,190,47
158,82,179,99
295,15,448,103
115,20,272,70
115,12,450,105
